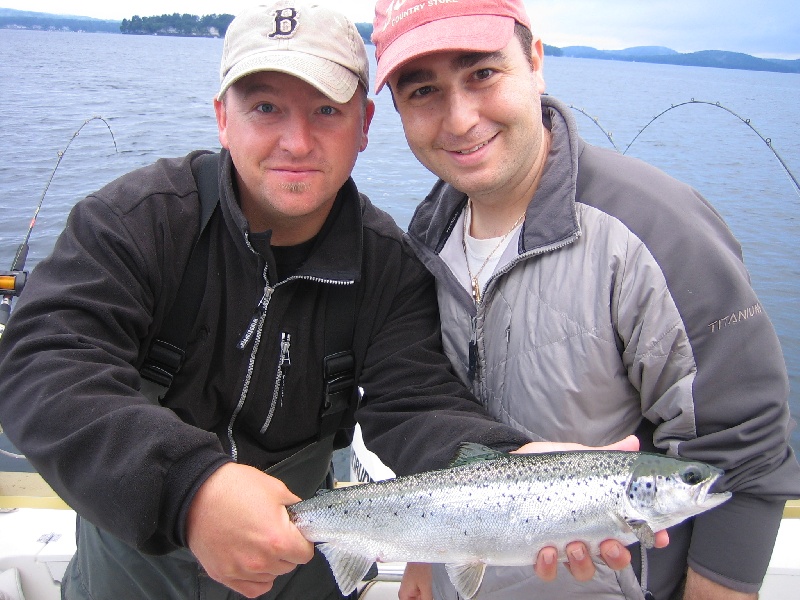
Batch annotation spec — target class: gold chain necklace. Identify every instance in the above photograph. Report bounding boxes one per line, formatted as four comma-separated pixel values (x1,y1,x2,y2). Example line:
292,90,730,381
462,201,525,303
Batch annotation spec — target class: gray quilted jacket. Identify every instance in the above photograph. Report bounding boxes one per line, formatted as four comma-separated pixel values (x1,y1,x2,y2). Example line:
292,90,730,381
406,96,800,599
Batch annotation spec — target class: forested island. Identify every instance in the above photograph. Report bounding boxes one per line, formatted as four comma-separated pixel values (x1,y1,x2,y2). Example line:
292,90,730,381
2,8,798,74
119,13,376,41
119,13,234,37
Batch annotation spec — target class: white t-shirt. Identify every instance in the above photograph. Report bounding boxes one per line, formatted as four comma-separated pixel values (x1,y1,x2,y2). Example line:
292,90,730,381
461,204,524,302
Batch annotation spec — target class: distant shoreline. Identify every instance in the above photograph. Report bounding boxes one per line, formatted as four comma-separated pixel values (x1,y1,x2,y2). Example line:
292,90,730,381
1,8,798,75
549,45,799,75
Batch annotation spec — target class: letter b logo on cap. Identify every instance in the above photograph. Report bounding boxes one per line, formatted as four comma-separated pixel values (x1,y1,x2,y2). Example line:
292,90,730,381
270,8,299,38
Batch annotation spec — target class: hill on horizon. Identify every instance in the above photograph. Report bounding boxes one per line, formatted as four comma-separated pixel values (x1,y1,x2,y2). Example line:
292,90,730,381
0,7,121,32
555,44,799,74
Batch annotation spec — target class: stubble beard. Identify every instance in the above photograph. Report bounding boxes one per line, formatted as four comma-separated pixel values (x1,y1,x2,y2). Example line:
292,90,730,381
280,181,311,194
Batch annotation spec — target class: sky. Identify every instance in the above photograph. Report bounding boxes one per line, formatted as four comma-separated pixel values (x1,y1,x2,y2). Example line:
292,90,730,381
2,0,799,59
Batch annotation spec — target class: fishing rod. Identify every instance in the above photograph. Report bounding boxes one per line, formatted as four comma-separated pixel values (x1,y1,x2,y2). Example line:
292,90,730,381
569,99,800,198
567,104,620,152
0,116,118,342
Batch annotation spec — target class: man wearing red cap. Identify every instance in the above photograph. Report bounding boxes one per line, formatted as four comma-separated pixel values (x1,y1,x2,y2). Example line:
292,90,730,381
372,0,800,599
0,2,648,599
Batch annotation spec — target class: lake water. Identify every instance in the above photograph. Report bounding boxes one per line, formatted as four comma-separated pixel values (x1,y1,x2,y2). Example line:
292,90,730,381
1,29,799,461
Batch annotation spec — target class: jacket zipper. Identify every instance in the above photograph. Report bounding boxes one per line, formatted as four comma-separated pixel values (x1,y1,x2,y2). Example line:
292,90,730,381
226,258,355,461
465,234,580,391
227,264,272,462
260,332,291,434
480,233,580,304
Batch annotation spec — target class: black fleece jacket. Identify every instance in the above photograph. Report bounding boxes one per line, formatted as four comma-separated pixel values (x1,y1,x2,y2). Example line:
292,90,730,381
0,150,529,554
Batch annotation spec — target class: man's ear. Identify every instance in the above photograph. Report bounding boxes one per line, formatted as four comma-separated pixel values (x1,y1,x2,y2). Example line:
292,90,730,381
532,38,546,94
214,96,230,149
360,99,376,152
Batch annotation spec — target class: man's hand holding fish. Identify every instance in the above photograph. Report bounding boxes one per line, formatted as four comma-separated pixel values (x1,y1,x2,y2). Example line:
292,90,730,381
515,435,670,582
397,436,672,599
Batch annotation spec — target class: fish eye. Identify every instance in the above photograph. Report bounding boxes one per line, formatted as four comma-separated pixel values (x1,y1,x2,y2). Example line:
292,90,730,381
680,465,704,485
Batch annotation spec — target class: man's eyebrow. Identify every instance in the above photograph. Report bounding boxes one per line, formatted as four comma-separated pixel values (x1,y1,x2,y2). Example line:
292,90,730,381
394,68,436,94
452,50,506,71
237,81,280,98
394,50,508,93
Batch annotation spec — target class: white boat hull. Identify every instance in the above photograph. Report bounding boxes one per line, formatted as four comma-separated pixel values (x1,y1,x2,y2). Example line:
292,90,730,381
1,505,798,599
1,454,798,600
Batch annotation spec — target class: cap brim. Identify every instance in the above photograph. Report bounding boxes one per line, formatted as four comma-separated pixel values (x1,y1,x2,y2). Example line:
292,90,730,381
218,51,359,103
374,15,516,93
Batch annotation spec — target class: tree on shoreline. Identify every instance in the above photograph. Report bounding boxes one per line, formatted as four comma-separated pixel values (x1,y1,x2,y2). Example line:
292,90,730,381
120,13,235,37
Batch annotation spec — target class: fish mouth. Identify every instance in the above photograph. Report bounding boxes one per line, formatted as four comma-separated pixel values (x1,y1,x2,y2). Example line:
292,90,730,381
695,471,732,509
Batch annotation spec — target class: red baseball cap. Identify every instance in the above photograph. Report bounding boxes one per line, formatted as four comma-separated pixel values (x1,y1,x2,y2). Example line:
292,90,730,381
372,0,532,93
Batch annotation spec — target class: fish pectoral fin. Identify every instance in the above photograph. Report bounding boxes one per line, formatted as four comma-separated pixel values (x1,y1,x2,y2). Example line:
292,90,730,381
316,543,375,596
450,443,505,468
626,520,656,549
445,560,487,600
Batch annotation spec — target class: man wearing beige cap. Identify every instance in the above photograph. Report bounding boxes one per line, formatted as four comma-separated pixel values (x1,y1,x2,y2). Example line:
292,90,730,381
372,0,800,599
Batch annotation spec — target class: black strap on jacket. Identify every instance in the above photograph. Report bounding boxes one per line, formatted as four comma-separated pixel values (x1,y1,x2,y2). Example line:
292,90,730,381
139,152,358,444
139,153,220,395
319,283,357,441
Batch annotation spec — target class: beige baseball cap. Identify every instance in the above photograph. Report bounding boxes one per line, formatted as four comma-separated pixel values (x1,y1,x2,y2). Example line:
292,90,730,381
217,2,369,103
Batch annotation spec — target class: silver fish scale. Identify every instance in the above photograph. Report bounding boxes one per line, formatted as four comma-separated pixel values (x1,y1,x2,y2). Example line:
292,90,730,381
289,451,644,564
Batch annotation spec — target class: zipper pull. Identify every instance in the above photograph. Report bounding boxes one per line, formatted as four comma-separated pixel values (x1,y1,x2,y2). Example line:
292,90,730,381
260,332,292,434
278,333,291,406
468,315,478,383
239,285,273,349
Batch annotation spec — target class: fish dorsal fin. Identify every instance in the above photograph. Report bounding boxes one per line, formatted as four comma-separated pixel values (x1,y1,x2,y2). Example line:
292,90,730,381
313,488,333,497
445,560,487,599
316,543,375,596
626,519,656,549
450,442,505,468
